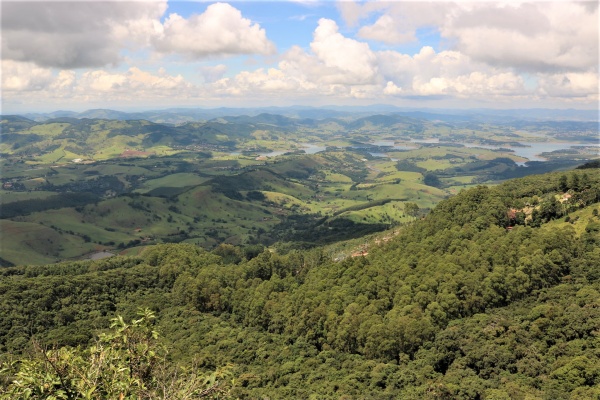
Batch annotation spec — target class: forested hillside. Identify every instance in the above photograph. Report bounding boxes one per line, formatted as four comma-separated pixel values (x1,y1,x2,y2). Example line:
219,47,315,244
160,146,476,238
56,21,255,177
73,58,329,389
1,166,599,399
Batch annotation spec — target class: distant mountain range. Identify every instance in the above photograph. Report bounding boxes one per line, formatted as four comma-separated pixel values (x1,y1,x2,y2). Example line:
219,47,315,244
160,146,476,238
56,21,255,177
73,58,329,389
17,106,599,124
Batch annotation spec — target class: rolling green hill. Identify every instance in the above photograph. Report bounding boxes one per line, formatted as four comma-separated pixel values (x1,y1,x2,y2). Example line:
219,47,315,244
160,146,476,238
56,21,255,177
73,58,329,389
1,150,596,266
1,111,597,266
0,150,447,265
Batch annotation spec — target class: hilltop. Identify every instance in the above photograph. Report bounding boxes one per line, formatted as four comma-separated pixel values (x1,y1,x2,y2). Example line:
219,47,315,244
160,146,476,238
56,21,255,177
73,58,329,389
18,106,600,124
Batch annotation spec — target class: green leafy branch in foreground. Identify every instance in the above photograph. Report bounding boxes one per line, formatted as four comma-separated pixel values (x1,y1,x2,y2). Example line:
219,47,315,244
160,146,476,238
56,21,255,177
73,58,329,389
0,309,234,399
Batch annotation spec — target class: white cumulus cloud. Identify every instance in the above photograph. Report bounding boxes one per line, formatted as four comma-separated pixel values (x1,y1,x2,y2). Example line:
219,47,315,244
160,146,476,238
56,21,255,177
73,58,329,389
358,15,416,44
383,81,403,95
1,1,276,69
1,60,54,91
537,72,599,99
445,2,599,73
357,3,449,45
1,1,167,69
351,1,598,74
310,18,377,83
2,2,597,110
76,68,190,97
153,3,276,59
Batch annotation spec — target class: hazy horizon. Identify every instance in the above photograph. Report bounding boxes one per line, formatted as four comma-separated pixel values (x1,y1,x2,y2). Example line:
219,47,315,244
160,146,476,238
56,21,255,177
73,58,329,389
7,104,600,115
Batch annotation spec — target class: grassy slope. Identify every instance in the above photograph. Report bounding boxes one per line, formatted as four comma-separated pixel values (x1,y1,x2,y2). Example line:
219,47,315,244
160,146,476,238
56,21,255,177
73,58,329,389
0,220,93,265
543,204,600,236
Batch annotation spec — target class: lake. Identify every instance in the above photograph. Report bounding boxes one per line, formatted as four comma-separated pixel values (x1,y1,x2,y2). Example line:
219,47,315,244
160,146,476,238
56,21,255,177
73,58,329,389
302,143,327,154
229,139,597,162
461,141,598,161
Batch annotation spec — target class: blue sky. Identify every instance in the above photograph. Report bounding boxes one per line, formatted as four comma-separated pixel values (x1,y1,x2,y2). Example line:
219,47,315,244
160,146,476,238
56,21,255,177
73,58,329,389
149,1,434,81
165,1,329,50
2,1,598,113
150,1,444,77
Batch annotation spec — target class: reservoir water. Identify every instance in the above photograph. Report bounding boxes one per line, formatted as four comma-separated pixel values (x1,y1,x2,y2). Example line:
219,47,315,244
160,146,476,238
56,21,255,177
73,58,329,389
229,139,597,162
302,143,327,154
461,141,599,161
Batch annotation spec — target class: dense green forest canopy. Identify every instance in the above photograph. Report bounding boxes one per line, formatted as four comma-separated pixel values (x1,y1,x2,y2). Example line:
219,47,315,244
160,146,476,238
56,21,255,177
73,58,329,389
1,166,599,398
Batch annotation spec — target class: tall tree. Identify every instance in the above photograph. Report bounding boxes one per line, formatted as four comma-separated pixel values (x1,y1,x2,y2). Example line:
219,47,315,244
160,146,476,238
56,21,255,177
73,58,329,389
558,174,569,192
405,202,420,220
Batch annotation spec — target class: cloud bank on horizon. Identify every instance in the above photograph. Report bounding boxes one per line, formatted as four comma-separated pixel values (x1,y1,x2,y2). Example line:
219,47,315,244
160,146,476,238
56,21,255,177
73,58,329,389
2,0,598,112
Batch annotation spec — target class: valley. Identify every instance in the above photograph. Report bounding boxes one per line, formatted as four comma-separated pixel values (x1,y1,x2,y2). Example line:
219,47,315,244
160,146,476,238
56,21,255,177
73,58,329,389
1,108,598,265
